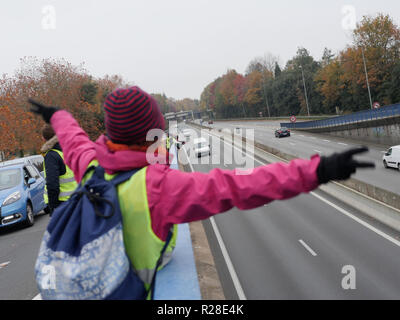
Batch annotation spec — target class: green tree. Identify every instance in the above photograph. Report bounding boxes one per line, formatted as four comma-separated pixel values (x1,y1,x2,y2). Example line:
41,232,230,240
81,80,98,105
274,62,282,78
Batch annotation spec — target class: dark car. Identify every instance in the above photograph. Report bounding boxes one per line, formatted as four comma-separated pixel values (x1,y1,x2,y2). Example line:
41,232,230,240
275,127,291,138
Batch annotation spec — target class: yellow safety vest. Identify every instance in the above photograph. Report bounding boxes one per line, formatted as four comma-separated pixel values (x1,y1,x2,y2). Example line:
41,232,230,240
82,160,178,297
166,137,171,149
43,149,78,203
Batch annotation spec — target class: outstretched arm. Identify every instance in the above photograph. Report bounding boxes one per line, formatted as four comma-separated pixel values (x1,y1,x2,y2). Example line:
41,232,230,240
147,156,321,240
148,147,375,241
50,110,96,182
29,99,96,182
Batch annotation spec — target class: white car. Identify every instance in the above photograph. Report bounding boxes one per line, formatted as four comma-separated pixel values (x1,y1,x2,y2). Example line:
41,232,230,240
383,146,400,170
194,137,211,158
183,129,192,138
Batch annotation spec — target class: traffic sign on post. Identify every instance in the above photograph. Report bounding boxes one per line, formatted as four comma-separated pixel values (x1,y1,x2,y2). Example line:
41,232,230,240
290,116,297,123
373,102,380,109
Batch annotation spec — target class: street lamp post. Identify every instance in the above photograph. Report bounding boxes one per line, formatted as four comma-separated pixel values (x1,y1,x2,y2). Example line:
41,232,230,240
299,65,311,117
361,46,373,110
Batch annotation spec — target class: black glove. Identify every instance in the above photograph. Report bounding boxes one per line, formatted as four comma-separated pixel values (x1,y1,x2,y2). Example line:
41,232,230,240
317,146,375,184
28,99,60,123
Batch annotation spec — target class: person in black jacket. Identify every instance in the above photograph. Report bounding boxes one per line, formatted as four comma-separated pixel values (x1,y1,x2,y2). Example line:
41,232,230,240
41,124,67,216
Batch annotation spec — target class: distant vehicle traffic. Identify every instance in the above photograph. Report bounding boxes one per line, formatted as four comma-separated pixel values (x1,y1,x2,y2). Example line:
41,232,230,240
0,157,47,228
183,129,192,138
275,127,291,138
383,146,400,170
193,137,211,158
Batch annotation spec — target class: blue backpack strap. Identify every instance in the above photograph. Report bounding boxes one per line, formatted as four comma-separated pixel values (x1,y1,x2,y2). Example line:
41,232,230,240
82,165,140,186
73,166,140,220
148,230,173,300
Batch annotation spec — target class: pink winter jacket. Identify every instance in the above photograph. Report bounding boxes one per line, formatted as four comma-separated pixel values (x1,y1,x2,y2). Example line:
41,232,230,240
51,110,321,242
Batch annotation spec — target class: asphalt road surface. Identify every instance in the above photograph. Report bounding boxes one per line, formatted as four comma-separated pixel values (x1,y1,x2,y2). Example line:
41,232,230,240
0,212,49,300
180,124,400,299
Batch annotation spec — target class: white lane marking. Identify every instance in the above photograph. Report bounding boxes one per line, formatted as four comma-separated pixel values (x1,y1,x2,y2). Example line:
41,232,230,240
311,192,400,248
182,146,195,172
33,294,42,300
198,127,400,249
183,139,247,300
299,135,305,137
0,261,10,269
202,131,260,167
331,180,400,214
289,143,296,146
323,140,331,143
209,217,247,300
314,150,323,154
299,240,318,257
338,143,348,146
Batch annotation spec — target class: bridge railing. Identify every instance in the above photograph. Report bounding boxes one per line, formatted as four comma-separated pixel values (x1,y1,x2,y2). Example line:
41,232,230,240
281,103,400,129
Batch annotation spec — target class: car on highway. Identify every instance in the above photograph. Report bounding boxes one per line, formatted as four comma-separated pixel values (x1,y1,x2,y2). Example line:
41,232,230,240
183,129,192,139
275,127,291,138
194,137,211,158
383,146,400,170
1,155,45,176
0,160,46,228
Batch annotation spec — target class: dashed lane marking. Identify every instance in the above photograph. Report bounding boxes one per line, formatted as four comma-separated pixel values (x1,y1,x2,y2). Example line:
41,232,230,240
299,240,318,257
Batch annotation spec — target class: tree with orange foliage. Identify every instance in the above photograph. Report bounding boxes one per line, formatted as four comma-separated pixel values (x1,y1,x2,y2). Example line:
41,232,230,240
0,57,130,160
316,13,400,113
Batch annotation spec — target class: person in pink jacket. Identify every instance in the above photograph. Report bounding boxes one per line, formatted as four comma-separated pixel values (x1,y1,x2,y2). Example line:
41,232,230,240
28,86,374,284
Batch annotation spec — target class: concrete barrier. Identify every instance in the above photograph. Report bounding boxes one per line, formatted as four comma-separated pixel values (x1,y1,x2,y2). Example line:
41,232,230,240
155,223,202,300
287,116,400,146
155,144,202,300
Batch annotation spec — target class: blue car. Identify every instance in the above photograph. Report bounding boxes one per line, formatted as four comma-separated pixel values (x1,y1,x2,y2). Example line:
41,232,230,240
0,158,46,228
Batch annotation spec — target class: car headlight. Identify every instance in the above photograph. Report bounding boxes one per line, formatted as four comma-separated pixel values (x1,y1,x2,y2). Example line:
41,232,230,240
2,191,21,206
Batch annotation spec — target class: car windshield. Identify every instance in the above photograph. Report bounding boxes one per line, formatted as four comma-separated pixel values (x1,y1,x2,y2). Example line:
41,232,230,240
0,169,21,191
195,143,206,148
281,128,288,131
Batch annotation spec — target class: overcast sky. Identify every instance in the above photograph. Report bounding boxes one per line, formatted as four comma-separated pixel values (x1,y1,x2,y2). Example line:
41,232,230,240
0,0,399,100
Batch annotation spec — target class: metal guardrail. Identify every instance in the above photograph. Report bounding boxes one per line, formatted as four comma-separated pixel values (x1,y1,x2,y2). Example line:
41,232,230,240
281,103,400,129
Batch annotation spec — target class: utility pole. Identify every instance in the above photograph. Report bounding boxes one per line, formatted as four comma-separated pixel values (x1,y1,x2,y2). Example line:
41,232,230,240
261,67,271,118
241,103,246,118
299,65,310,117
361,46,373,110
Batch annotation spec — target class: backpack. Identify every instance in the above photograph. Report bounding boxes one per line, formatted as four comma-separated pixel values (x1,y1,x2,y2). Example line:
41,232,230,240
34,165,172,300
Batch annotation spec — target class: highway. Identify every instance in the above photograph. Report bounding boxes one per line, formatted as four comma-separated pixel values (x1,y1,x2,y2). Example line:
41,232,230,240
205,120,400,195
0,212,49,300
1,120,400,300
180,123,400,299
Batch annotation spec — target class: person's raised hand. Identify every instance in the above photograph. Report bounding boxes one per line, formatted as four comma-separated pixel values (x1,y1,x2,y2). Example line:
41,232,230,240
28,99,60,123
317,146,375,184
